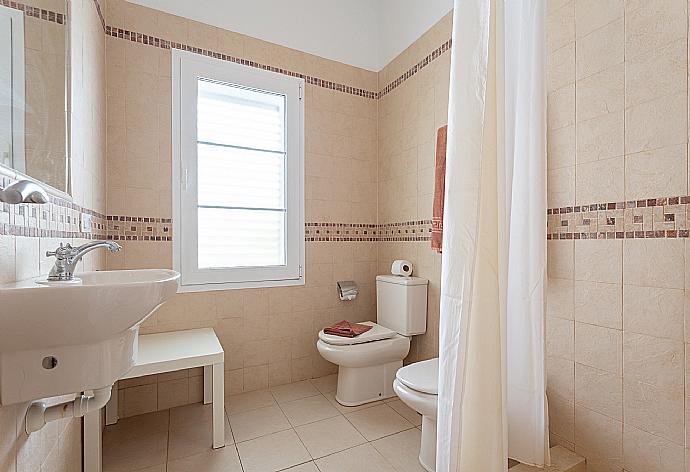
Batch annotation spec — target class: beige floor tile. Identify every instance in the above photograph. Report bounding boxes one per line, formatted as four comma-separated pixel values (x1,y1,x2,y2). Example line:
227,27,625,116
371,429,426,472
168,415,216,460
102,429,168,472
229,405,292,442
270,380,320,403
104,410,169,439
294,416,367,459
280,394,341,426
131,466,166,472
310,374,338,394
236,429,311,472
315,443,397,472
225,389,276,415
167,446,243,472
323,391,383,413
345,404,414,441
386,399,422,427
170,402,212,428
283,462,320,471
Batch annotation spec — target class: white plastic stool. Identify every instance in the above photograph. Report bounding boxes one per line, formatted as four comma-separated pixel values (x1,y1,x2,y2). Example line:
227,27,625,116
84,328,225,472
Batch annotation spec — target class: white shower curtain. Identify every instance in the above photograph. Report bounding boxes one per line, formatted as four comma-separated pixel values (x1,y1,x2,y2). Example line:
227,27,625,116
436,0,548,470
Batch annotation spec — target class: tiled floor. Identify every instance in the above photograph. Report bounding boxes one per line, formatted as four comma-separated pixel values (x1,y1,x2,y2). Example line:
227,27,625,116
103,374,426,472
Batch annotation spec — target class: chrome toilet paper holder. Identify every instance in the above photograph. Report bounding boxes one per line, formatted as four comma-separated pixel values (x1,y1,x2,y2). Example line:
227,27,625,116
337,281,359,301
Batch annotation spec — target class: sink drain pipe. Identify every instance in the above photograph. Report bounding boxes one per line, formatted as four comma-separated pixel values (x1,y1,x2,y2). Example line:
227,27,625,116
25,385,112,434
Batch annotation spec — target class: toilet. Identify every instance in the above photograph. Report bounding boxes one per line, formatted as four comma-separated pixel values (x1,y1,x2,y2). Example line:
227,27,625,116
317,275,428,406
393,357,439,472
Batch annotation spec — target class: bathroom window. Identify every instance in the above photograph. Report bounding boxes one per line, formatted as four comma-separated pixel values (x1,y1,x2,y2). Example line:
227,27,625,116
172,50,305,291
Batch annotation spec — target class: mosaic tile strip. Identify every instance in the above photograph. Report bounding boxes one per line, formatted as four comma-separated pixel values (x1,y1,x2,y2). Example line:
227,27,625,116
103,19,452,101
379,220,433,241
304,222,378,241
0,0,66,24
547,196,690,240
106,215,172,241
379,39,453,99
104,26,379,100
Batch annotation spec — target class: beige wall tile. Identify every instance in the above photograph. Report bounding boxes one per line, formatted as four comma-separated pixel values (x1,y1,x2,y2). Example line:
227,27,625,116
625,145,687,200
548,241,575,279
625,39,687,109
549,393,575,442
548,125,576,170
576,19,624,80
623,332,684,389
574,281,622,329
547,317,575,361
623,424,685,472
575,363,622,420
623,379,684,444
548,356,575,401
575,0,623,39
625,92,687,155
623,239,684,289
547,166,575,207
548,278,575,320
549,43,576,92
574,240,622,284
576,65,624,122
548,1,575,53
576,111,624,164
548,84,576,130
623,285,684,340
624,0,687,61
575,322,622,374
573,405,622,466
575,156,624,204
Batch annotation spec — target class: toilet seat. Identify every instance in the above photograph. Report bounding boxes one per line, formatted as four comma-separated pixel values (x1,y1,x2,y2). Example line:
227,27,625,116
396,357,438,394
318,322,396,346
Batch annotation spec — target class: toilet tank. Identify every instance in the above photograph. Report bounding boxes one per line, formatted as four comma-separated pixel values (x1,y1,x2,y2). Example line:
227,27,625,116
376,275,428,336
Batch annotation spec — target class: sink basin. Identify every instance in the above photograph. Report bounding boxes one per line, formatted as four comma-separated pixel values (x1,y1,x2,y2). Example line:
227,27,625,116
0,269,179,405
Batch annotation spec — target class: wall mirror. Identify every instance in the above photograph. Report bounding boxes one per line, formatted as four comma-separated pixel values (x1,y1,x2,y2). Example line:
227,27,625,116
0,0,69,193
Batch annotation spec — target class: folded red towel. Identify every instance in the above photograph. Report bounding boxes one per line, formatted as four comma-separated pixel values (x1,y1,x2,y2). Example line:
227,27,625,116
323,320,373,338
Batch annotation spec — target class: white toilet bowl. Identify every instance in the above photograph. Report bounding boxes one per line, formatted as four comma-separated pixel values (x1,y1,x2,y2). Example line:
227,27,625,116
317,322,410,405
393,357,438,472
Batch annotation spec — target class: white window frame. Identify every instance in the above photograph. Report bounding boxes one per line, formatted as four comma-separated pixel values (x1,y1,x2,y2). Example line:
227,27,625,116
172,50,305,292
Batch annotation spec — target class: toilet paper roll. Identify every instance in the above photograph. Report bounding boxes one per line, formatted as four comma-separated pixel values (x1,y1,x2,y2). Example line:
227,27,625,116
391,260,413,277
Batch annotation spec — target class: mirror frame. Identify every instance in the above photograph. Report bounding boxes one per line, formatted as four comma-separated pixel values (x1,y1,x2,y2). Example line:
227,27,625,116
0,0,72,201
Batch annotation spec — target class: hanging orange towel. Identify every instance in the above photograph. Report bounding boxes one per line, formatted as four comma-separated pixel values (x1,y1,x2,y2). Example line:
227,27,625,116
431,125,448,253
323,320,372,338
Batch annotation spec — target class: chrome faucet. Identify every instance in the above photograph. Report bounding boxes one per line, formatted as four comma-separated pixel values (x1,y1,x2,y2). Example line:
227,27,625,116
46,240,122,281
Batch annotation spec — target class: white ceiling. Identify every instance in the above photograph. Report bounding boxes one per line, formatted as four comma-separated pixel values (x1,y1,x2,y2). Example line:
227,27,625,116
126,0,453,71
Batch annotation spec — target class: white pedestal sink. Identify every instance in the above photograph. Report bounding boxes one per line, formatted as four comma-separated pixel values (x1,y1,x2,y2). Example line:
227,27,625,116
0,269,180,406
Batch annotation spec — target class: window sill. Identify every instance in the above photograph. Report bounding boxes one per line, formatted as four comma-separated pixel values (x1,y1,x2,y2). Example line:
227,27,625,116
177,277,305,293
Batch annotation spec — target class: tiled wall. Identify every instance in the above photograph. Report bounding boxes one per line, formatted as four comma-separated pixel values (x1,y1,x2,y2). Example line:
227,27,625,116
102,0,380,414
546,0,689,470
0,0,107,470
101,0,455,416
377,13,452,363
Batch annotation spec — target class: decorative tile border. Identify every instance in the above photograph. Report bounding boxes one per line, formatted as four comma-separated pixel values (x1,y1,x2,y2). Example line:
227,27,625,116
106,216,172,241
378,39,453,99
379,220,432,241
104,25,379,100
103,19,452,101
0,0,66,24
548,196,690,240
305,222,378,241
